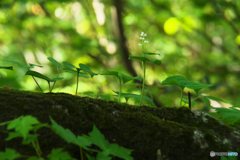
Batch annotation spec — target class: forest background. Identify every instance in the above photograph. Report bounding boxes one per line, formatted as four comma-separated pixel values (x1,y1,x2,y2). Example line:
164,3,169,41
0,0,240,112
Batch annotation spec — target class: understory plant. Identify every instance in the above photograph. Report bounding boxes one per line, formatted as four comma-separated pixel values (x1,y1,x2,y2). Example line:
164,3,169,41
0,115,133,160
129,32,161,106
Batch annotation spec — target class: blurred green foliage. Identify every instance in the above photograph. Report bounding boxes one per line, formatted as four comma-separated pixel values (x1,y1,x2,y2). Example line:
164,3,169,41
0,0,240,110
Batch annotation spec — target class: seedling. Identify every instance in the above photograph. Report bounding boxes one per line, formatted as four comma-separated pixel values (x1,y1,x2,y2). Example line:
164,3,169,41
161,75,225,107
100,71,142,102
2,59,64,92
62,62,97,95
129,32,161,106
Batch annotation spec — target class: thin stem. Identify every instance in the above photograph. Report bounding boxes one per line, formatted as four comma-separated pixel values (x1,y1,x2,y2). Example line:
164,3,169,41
32,76,43,92
51,68,60,92
32,141,41,158
76,69,80,95
80,147,83,160
180,89,183,107
140,62,146,106
118,78,122,102
48,81,51,92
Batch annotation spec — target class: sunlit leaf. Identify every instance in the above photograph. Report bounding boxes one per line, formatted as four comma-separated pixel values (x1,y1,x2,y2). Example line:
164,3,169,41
25,70,51,82
62,62,76,69
64,70,89,78
162,75,188,90
79,63,97,78
2,59,33,69
47,57,63,68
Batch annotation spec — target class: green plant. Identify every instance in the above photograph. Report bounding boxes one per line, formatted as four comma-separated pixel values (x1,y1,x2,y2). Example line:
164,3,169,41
128,32,161,106
2,59,64,92
212,105,240,128
100,71,142,102
161,75,224,107
62,61,97,95
0,115,133,160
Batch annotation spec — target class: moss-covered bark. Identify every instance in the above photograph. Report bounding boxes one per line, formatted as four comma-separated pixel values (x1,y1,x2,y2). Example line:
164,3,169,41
0,88,239,160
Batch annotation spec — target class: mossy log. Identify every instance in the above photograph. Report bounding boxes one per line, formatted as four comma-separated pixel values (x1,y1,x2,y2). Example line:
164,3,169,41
0,88,239,160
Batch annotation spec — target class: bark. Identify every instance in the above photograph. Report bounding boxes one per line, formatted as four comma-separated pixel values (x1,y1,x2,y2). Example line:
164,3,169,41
0,88,239,160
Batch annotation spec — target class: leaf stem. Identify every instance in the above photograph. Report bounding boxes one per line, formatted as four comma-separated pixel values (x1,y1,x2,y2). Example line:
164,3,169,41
119,78,122,102
80,147,83,160
140,62,146,106
32,76,43,92
180,89,183,107
76,69,80,95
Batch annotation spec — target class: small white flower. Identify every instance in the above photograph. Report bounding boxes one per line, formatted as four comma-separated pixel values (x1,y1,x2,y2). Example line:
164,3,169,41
138,43,143,46
140,32,144,36
144,40,148,43
144,34,147,36
140,37,145,40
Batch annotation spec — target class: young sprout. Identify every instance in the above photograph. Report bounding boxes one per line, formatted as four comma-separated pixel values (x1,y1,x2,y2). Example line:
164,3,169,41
129,32,161,106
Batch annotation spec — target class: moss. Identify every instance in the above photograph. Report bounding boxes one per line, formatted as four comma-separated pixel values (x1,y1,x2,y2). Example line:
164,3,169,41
0,88,239,160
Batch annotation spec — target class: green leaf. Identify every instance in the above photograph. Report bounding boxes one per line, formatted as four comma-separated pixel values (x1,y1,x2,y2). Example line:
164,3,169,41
231,105,240,108
7,116,40,139
96,151,112,160
29,63,44,68
50,117,92,149
2,59,33,69
5,132,22,141
162,75,188,90
113,91,154,106
47,148,76,160
0,148,21,160
108,143,133,160
22,134,39,144
62,62,76,69
47,57,63,68
199,96,210,107
182,98,197,107
205,96,225,103
178,81,212,93
162,75,212,92
215,107,240,121
149,59,162,66
121,74,142,83
85,154,96,160
27,156,45,160
101,71,119,78
129,56,161,66
64,70,89,78
25,70,51,82
143,52,160,56
50,77,64,82
128,56,150,64
0,66,13,70
79,63,97,78
87,125,110,151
